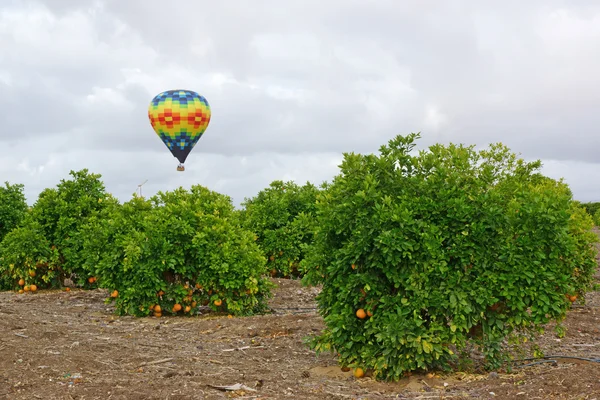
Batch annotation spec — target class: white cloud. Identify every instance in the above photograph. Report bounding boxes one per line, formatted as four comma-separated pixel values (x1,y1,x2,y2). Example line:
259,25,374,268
1,0,600,206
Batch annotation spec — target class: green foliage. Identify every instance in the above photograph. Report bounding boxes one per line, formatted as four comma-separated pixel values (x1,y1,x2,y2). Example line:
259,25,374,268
301,133,598,381
0,169,111,290
593,209,600,227
580,201,600,221
240,180,320,277
565,204,598,299
0,182,28,242
0,182,30,290
79,185,273,317
0,215,50,290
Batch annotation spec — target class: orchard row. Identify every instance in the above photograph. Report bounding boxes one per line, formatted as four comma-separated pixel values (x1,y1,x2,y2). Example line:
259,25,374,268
1,133,598,380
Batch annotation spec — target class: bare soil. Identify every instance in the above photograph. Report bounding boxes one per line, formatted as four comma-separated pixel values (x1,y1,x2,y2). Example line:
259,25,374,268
1,259,599,399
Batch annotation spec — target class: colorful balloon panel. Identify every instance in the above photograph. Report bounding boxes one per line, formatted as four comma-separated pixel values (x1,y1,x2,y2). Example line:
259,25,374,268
148,89,211,164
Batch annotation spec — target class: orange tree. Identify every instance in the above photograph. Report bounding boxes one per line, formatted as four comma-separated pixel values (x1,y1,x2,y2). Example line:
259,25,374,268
79,185,272,317
580,201,600,221
301,133,598,380
594,209,600,227
0,182,28,242
0,169,112,290
0,182,29,290
239,180,320,277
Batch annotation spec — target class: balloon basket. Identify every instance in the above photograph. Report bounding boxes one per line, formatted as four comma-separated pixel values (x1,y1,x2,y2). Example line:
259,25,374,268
177,164,185,171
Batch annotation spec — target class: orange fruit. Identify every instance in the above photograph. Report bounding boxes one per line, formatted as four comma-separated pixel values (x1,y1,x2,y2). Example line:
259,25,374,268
195,283,202,290
154,312,162,318
18,279,25,286
24,285,30,292
18,289,24,294
214,299,223,307
158,290,165,297
30,284,37,292
28,270,36,277
154,305,162,313
354,368,364,378
191,301,197,308
110,290,118,298
366,310,373,317
65,287,70,292
351,264,356,270
184,306,191,313
569,295,577,302
173,303,182,312
227,314,233,319
88,277,96,283
356,309,367,319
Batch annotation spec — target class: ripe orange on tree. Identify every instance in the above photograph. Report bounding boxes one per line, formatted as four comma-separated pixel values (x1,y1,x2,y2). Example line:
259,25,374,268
214,299,223,307
18,279,25,286
356,309,367,319
173,303,182,312
354,368,364,378
30,284,37,292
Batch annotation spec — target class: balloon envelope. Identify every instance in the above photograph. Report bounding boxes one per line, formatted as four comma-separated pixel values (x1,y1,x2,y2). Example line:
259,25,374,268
148,89,211,165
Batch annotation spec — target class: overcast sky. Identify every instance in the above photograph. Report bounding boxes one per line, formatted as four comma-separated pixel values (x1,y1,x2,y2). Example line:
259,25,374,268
1,0,599,206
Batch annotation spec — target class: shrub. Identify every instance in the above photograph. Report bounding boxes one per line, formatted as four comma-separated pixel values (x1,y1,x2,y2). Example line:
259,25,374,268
80,185,273,317
580,201,600,220
0,215,51,291
0,169,111,290
0,182,28,242
240,180,320,277
301,133,598,380
0,181,29,290
593,209,600,227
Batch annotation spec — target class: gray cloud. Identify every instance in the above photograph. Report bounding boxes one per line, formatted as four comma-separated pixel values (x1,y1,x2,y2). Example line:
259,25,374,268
1,0,600,206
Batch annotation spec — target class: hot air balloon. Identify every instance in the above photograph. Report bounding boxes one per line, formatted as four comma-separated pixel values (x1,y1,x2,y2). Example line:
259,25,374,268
148,89,211,171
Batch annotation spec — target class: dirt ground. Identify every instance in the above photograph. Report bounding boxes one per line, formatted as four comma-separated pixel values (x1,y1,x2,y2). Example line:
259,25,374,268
1,263,599,399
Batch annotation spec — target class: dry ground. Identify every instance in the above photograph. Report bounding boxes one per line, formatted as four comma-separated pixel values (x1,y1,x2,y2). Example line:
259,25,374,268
1,261,599,399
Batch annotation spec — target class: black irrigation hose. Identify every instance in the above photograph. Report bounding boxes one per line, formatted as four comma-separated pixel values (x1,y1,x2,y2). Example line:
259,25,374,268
514,360,558,368
269,306,319,315
513,355,600,367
